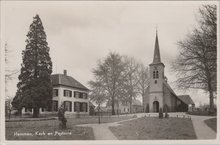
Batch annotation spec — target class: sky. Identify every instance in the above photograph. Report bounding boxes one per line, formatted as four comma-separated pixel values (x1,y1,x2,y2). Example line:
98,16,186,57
1,1,217,106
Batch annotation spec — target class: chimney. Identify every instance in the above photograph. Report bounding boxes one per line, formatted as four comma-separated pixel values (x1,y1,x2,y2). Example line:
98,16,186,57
64,70,67,76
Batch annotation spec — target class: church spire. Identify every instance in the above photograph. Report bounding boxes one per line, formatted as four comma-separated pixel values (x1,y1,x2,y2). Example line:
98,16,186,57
152,30,161,63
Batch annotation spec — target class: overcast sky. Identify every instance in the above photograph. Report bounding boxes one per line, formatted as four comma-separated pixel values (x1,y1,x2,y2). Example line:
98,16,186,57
2,1,217,106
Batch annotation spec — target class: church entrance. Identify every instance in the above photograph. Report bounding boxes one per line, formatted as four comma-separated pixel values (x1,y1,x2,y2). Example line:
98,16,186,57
153,101,159,112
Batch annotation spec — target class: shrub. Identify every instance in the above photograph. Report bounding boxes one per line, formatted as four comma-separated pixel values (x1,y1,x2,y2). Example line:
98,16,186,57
164,104,169,118
159,108,163,119
133,115,137,118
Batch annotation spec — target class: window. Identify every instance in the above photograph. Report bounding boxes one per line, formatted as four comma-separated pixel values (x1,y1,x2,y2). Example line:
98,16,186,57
156,71,159,78
83,93,88,99
53,89,58,97
74,92,80,98
153,71,159,79
79,92,83,98
82,103,88,112
74,102,80,112
74,92,87,99
74,102,87,112
64,101,72,112
52,100,58,111
64,90,72,97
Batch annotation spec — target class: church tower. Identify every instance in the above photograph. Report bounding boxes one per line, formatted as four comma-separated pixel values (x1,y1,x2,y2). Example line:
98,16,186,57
149,31,165,112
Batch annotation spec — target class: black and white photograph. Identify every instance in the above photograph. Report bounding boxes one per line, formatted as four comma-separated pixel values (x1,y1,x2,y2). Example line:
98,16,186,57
0,0,219,144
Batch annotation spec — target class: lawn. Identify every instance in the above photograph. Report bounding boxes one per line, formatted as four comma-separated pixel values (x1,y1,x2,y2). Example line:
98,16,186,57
6,115,133,140
204,118,217,132
109,117,197,140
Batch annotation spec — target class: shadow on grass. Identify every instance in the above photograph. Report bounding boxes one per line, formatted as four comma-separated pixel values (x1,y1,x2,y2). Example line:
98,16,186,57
109,117,197,140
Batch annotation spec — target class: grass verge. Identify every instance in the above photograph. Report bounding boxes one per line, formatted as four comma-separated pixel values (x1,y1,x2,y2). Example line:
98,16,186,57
204,118,217,132
6,115,133,140
109,117,197,140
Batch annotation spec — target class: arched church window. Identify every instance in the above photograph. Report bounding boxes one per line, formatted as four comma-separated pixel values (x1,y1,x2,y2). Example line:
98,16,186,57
153,71,156,79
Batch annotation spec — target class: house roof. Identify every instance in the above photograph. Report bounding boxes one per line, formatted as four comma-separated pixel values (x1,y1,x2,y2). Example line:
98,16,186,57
132,99,142,106
89,101,95,107
51,74,89,91
95,106,107,112
177,95,194,105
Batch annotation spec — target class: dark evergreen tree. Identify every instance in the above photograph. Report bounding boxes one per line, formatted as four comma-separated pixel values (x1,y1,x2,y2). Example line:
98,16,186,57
12,14,53,117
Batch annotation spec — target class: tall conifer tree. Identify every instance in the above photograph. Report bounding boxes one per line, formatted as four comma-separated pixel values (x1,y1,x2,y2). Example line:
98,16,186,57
12,14,53,117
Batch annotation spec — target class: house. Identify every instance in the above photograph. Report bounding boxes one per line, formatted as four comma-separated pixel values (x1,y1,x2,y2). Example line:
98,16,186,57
143,32,194,113
106,101,130,114
106,99,143,114
132,99,143,113
23,70,90,116
94,106,110,116
89,101,95,115
177,95,195,112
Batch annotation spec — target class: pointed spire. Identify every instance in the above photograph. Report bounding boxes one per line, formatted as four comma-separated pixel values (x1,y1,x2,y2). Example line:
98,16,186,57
153,30,161,63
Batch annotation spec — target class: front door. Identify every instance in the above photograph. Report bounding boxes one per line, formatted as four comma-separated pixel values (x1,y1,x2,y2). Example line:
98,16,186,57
153,101,159,112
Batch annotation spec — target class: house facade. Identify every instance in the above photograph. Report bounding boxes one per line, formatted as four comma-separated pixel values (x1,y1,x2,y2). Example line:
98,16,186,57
106,99,143,114
143,32,194,113
22,70,90,116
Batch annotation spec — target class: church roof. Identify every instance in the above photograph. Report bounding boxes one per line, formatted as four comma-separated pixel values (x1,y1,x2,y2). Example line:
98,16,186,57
177,95,194,105
152,32,161,64
163,80,177,96
51,74,89,91
163,80,194,105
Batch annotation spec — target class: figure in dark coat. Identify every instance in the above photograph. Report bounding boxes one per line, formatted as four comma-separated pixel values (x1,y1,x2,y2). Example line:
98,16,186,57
58,103,67,129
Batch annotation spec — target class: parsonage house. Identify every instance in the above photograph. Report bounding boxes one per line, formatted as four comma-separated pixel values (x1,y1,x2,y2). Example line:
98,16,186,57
22,70,90,116
143,32,195,113
105,99,143,114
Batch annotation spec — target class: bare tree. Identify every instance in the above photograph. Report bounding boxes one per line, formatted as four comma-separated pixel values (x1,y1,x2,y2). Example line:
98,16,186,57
136,63,149,112
5,42,19,93
88,81,107,123
172,5,217,112
5,42,19,117
89,52,126,115
123,56,139,113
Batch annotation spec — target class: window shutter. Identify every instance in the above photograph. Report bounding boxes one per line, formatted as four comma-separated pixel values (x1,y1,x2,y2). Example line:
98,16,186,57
64,101,66,111
74,92,76,98
56,89,58,96
86,103,88,112
63,90,66,96
70,91,72,97
70,102,72,112
74,102,76,112
80,103,82,112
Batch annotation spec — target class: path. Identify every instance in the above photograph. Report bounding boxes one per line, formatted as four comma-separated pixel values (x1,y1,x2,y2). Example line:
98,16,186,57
190,115,216,139
77,113,216,140
77,117,140,140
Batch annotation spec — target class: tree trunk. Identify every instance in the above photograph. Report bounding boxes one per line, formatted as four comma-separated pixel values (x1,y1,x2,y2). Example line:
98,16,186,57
209,89,214,113
112,97,115,115
130,95,132,114
33,107,39,118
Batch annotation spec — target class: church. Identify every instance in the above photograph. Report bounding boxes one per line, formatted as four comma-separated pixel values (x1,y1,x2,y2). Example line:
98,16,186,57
143,32,194,113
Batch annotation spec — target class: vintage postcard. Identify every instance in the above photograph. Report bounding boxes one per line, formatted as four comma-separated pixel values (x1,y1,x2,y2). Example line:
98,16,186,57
0,1,219,145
